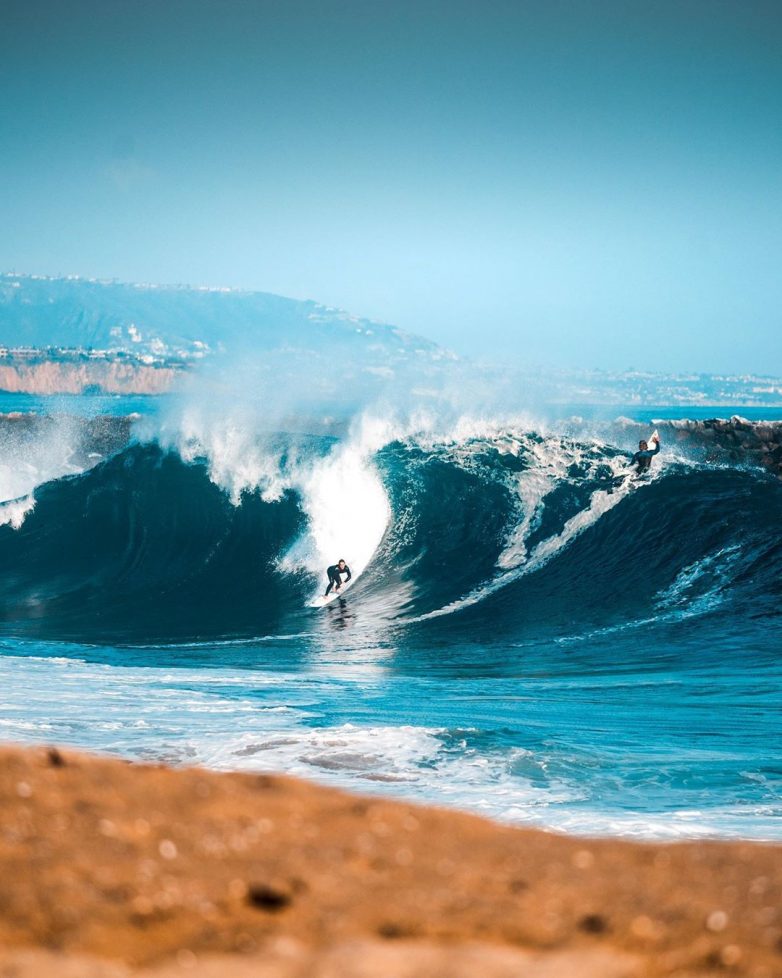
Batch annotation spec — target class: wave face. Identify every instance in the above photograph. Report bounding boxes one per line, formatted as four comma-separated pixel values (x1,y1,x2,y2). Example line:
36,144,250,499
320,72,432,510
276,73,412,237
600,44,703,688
0,427,780,645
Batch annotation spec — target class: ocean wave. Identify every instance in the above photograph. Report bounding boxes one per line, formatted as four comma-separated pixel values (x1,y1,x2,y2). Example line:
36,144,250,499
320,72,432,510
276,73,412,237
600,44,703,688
0,418,779,643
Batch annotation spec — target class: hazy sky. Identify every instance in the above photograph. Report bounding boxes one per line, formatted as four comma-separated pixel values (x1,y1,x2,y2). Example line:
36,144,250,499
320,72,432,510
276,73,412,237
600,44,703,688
2,0,781,372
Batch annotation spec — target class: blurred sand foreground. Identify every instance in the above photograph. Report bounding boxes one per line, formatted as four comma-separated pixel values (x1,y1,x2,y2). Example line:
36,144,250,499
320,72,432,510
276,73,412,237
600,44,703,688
0,745,780,978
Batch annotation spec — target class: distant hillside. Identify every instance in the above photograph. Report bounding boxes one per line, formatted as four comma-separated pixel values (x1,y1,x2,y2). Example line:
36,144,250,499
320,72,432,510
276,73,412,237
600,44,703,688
0,274,445,364
2,275,780,406
0,354,177,395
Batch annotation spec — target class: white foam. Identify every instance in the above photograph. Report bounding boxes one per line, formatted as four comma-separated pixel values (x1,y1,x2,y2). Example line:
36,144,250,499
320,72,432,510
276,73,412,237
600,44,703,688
0,494,36,529
412,442,639,622
655,543,746,618
203,723,445,785
147,403,393,598
0,414,86,528
1,651,778,841
496,433,601,570
280,438,391,592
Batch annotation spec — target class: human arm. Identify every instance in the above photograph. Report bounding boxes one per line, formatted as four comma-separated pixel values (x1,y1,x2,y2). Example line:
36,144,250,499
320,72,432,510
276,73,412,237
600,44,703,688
630,441,660,464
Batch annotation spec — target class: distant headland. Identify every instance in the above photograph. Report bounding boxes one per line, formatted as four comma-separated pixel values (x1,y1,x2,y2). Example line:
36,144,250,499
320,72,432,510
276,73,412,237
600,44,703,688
1,273,781,405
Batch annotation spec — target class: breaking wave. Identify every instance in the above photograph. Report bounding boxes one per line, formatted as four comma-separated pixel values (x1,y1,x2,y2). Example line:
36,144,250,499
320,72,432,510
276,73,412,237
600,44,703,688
0,417,780,644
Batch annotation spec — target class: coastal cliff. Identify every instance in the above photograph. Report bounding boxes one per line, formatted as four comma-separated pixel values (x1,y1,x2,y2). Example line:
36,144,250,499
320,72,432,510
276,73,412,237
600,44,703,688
0,744,780,977
0,359,181,395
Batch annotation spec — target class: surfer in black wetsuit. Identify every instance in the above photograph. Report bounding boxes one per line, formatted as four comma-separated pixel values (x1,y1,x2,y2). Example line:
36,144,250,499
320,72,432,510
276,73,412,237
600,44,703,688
630,434,661,475
325,559,352,596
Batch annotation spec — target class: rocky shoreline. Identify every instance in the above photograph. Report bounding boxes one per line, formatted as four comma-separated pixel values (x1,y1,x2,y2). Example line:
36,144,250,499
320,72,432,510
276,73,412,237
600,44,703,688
661,417,782,478
1,744,780,977
583,416,782,479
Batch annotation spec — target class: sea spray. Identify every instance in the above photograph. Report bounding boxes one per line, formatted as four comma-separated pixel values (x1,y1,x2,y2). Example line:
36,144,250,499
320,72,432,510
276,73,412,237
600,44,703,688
0,413,85,518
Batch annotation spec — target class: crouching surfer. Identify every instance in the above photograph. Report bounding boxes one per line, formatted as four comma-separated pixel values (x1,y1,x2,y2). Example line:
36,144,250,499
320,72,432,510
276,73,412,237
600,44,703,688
325,559,352,596
630,433,661,475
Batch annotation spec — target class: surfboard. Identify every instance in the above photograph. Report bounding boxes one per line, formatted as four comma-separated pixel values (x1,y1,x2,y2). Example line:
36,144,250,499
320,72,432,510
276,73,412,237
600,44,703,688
648,428,659,444
313,577,353,607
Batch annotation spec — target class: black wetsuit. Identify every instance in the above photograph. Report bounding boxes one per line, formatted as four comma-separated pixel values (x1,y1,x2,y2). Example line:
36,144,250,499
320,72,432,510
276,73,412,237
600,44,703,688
630,441,660,474
325,563,352,596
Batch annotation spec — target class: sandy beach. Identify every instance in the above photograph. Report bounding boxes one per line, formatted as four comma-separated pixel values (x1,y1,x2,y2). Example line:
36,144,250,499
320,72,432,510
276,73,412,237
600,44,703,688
1,744,780,977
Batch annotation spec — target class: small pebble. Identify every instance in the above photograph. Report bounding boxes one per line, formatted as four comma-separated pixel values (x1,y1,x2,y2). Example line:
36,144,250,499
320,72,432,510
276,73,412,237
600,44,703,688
631,915,662,941
579,913,607,934
16,781,32,798
720,945,742,966
247,882,292,912
707,910,729,933
158,839,178,860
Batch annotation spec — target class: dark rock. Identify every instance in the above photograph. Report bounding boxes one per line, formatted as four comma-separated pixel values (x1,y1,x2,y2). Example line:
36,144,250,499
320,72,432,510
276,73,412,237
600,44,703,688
579,913,608,933
246,882,292,912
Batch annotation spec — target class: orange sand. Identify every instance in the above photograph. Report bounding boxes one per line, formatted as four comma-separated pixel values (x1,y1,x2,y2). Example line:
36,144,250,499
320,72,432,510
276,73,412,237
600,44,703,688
1,744,780,977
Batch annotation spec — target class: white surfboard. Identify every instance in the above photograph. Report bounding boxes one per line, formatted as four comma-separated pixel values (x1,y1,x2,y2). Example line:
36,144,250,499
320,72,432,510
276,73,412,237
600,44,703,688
312,576,354,607
648,428,659,446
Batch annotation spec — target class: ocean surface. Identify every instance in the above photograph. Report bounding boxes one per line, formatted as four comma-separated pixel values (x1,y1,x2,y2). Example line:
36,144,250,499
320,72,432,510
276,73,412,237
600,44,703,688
1,393,780,840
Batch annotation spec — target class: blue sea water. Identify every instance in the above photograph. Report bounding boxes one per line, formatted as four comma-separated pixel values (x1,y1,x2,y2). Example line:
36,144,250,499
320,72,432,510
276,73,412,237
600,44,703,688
0,393,780,840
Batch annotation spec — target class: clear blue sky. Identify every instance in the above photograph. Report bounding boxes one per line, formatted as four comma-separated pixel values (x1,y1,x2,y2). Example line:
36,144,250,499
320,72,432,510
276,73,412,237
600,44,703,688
2,0,781,372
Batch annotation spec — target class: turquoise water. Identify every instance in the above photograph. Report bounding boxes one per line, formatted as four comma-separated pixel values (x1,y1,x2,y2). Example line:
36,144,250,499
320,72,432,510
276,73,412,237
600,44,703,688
3,391,782,422
0,397,780,840
0,391,170,416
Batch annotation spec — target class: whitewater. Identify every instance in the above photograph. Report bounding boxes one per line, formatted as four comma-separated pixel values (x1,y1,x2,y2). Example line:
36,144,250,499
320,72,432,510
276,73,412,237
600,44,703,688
0,393,780,841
